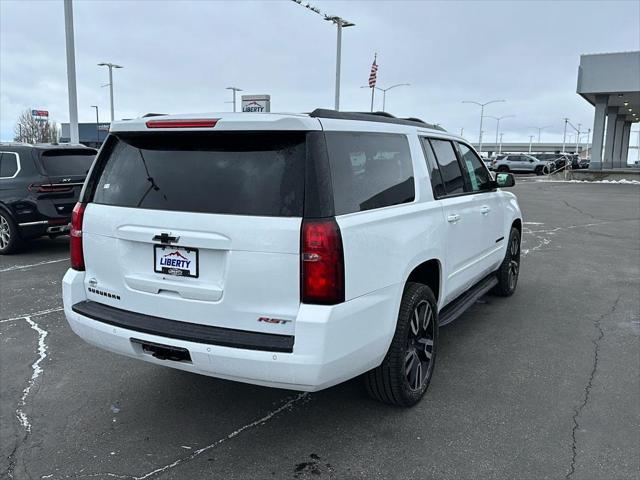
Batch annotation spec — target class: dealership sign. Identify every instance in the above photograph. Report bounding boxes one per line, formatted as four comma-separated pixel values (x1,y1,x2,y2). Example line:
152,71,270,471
241,95,271,113
31,109,49,117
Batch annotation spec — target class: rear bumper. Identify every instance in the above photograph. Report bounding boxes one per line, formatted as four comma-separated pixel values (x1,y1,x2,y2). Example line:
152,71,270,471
62,269,401,391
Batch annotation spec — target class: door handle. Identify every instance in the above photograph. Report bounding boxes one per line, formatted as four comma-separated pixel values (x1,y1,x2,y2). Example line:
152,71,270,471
447,213,461,223
480,205,491,215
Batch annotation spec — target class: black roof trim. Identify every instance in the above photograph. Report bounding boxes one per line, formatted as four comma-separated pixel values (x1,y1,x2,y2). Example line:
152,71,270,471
309,109,445,131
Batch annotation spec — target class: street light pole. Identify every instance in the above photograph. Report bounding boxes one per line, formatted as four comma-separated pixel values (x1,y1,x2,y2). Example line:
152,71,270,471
325,16,355,111
98,62,123,122
293,2,354,112
530,125,552,143
499,133,504,154
575,123,582,154
226,87,242,112
562,118,569,153
529,135,535,153
485,115,515,151
91,105,99,144
462,99,506,153
360,83,410,112
64,0,79,144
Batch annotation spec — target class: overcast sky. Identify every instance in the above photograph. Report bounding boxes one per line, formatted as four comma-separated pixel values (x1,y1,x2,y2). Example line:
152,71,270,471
1,0,639,143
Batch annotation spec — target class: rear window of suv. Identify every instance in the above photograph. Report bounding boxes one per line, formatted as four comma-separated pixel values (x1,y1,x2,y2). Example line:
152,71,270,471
92,132,306,217
39,149,96,176
324,132,414,215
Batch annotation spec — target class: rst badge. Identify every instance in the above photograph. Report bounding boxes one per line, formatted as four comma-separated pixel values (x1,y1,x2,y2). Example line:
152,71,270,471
154,245,199,278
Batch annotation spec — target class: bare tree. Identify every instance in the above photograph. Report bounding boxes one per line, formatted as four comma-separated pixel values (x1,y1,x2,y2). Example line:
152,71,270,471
13,110,59,144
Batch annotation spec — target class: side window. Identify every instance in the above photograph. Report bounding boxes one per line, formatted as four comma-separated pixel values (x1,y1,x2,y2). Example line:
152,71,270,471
429,139,464,195
419,137,445,198
325,132,415,215
457,143,493,192
0,152,19,178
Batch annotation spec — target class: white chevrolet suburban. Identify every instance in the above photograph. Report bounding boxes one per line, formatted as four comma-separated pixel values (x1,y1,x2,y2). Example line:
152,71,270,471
62,110,522,407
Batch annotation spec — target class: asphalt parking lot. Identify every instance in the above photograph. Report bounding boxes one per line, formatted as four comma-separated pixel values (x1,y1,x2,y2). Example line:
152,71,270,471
1,180,639,480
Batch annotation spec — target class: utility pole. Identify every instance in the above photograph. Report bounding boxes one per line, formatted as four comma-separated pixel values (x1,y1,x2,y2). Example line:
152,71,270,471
460,127,464,137
98,62,123,122
226,87,242,112
529,135,535,153
462,99,505,153
64,0,79,144
499,133,504,154
575,123,582,154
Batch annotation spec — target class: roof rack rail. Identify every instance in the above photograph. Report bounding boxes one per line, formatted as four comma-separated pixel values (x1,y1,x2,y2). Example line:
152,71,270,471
308,109,445,131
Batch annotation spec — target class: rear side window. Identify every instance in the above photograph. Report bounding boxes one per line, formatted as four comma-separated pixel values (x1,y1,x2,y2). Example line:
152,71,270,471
457,143,493,192
429,139,464,195
92,132,306,217
324,132,414,215
0,152,19,178
39,149,95,176
419,138,445,198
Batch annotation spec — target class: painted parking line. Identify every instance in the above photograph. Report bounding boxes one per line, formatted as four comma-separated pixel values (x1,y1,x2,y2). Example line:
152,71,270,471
0,258,68,273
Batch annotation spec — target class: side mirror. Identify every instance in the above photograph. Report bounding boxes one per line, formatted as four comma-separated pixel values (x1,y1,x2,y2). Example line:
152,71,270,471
495,172,515,188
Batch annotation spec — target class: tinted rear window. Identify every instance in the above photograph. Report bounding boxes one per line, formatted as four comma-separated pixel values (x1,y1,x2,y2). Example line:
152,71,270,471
40,149,95,176
324,132,414,215
92,132,306,217
429,139,464,195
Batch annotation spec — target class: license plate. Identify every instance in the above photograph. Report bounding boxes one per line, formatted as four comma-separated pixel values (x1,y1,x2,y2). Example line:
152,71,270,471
154,245,199,278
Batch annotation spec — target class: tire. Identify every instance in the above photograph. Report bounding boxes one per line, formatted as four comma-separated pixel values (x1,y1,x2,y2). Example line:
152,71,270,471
364,282,438,407
0,210,22,255
492,227,521,297
497,165,509,172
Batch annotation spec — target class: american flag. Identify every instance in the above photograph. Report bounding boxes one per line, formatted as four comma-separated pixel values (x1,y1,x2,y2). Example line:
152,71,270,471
368,55,378,88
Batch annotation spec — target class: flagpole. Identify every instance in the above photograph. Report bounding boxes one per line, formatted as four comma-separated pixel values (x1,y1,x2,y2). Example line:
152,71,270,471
370,53,377,112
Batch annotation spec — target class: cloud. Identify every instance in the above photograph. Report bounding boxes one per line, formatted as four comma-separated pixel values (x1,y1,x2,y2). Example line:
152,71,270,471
1,0,638,142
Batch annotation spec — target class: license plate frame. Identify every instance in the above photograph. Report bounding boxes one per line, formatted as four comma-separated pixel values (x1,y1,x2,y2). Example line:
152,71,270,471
154,245,199,278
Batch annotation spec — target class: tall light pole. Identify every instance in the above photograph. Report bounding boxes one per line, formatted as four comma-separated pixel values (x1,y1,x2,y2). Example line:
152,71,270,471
360,83,409,112
485,114,515,149
325,15,355,111
499,133,504,154
562,118,569,153
293,1,354,111
226,87,242,112
528,135,535,153
462,99,505,153
98,62,123,122
530,125,552,143
91,105,99,144
64,0,79,144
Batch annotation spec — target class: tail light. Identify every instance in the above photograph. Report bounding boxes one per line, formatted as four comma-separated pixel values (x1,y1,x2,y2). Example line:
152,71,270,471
301,218,344,305
70,202,86,271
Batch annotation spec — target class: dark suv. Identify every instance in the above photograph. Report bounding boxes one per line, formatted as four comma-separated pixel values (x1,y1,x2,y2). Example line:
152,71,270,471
0,143,96,254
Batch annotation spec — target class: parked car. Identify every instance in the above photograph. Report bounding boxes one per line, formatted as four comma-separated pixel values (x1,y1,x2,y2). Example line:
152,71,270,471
493,153,552,175
0,143,97,254
533,153,568,172
62,110,522,407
